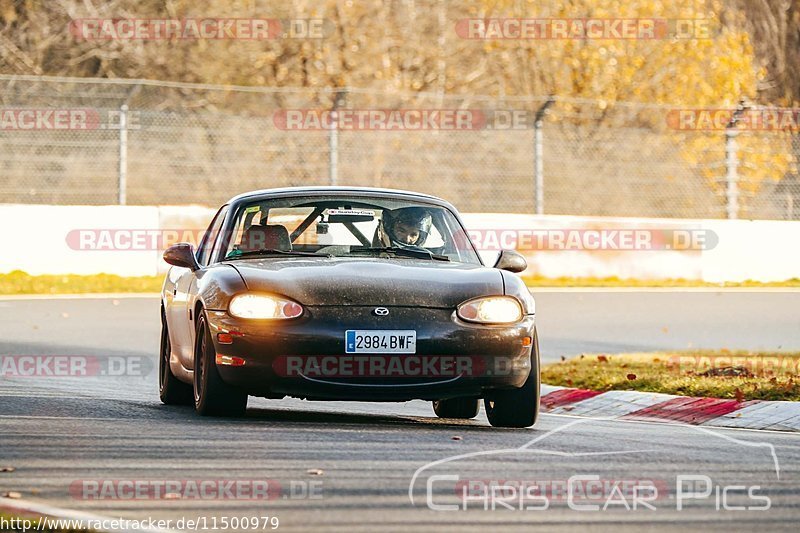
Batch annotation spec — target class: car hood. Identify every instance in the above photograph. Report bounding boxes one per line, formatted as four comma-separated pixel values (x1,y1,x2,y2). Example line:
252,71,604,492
227,257,503,308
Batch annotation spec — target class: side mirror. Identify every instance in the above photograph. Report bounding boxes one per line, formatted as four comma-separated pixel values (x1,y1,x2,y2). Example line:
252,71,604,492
493,249,527,273
163,243,200,270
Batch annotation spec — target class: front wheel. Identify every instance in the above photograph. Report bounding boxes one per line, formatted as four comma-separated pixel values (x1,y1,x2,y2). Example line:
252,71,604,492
193,311,248,417
432,397,480,419
484,328,540,428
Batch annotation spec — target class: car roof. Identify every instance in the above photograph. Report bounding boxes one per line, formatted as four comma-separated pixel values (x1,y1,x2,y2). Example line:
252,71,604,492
226,186,457,210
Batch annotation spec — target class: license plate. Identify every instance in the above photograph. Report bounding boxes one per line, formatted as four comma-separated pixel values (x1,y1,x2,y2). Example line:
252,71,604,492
345,330,417,354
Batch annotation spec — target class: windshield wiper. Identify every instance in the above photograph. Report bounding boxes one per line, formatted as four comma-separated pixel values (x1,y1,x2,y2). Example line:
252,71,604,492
348,246,450,261
225,248,332,260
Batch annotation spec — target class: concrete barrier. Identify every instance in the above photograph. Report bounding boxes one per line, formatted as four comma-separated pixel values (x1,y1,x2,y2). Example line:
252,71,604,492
0,204,161,276
0,205,798,282
700,219,800,283
461,213,800,283
461,213,705,281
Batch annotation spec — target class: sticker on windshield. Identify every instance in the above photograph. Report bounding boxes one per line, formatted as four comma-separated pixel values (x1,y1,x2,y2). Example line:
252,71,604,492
245,205,260,214
327,209,375,217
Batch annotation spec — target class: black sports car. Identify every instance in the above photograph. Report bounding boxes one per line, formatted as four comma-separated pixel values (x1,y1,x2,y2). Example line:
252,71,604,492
160,186,539,427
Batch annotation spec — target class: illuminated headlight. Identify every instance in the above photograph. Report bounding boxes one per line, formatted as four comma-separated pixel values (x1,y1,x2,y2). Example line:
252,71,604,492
457,296,523,324
228,294,303,320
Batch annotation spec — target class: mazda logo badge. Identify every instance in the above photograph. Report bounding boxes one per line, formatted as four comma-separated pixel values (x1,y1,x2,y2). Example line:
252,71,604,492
373,307,389,316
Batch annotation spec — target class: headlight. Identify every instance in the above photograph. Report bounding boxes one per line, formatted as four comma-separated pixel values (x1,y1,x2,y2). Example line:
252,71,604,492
457,296,523,324
228,294,304,320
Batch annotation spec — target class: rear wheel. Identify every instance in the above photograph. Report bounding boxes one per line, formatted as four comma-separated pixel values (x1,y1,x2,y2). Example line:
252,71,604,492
484,328,540,428
193,311,248,417
159,309,193,405
432,397,480,419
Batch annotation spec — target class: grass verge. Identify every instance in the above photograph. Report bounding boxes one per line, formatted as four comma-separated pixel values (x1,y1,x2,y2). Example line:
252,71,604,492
541,351,800,401
0,271,161,295
522,275,800,287
1,271,799,295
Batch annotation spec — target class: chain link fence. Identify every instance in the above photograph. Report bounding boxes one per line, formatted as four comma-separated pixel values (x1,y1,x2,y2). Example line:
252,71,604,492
0,74,798,219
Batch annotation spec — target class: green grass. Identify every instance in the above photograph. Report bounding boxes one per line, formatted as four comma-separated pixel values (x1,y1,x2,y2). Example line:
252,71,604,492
522,274,800,287
0,270,162,295
1,270,799,296
542,350,800,401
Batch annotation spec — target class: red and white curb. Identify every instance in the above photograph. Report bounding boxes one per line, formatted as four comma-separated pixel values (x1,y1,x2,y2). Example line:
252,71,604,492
540,385,800,431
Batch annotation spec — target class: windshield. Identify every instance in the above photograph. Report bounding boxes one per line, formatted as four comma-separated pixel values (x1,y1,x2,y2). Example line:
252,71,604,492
222,196,481,265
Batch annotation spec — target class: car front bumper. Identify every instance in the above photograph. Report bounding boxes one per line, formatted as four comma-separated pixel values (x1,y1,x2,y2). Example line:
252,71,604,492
206,306,535,402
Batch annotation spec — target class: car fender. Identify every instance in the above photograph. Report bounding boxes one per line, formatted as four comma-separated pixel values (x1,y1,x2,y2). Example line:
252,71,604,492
186,264,249,367
500,270,535,316
194,263,248,312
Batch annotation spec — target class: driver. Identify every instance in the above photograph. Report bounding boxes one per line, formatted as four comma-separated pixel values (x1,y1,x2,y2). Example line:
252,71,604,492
376,207,433,247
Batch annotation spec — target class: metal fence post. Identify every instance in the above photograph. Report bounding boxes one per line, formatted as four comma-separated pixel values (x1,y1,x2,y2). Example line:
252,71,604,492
723,101,749,220
534,121,544,215
329,114,338,186
118,104,128,205
724,127,739,219
533,97,555,215
329,89,346,186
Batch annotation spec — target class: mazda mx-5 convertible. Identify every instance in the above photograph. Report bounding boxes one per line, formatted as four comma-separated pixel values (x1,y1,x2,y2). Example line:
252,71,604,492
159,186,539,427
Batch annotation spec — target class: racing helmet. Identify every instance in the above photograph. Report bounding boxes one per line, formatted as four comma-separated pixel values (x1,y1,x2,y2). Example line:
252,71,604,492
382,207,433,246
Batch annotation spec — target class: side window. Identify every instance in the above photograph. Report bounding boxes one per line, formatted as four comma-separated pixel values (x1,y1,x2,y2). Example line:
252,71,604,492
197,205,228,266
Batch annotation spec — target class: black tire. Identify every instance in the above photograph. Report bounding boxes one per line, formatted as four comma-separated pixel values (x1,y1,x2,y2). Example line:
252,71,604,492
193,311,248,417
484,328,541,428
432,397,480,419
159,308,193,405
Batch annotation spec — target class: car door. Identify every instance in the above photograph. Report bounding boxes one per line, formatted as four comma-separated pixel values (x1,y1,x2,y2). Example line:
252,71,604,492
167,205,228,367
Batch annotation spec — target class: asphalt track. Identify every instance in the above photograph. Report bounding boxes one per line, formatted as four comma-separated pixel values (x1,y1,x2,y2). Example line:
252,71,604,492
1,291,799,532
